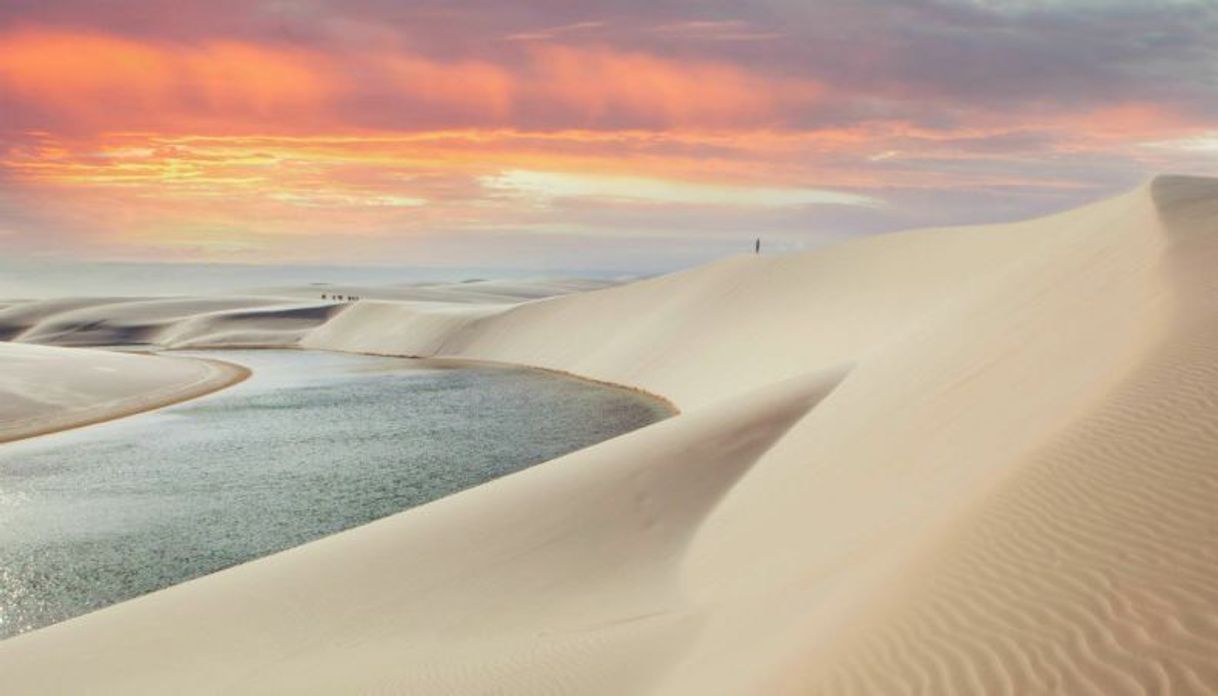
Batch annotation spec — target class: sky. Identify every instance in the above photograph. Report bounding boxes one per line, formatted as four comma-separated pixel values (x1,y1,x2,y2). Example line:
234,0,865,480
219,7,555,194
1,0,1215,274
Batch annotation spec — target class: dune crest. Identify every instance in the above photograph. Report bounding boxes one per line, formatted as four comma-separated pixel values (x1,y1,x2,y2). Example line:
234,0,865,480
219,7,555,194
3,177,1218,694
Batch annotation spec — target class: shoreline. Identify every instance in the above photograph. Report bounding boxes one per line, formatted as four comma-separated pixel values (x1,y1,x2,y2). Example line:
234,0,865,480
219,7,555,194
362,352,681,416
0,345,672,445
162,344,681,416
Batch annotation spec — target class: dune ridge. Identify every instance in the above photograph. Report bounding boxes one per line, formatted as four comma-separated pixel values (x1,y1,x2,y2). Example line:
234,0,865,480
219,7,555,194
2,176,1217,694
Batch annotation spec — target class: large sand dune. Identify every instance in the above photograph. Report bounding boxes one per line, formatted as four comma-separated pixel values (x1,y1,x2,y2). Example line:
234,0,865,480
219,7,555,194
2,176,1217,693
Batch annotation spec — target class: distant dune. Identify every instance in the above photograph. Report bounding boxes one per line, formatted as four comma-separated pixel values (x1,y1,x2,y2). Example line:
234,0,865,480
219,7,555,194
0,278,615,349
2,176,1217,693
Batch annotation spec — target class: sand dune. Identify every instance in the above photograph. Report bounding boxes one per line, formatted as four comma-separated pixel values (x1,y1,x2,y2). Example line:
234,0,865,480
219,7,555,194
0,279,608,349
2,176,1218,693
0,343,247,443
241,277,621,304
0,296,346,348
0,296,136,341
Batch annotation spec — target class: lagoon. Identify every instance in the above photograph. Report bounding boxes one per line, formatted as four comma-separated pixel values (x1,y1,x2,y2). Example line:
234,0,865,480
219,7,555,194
0,349,668,639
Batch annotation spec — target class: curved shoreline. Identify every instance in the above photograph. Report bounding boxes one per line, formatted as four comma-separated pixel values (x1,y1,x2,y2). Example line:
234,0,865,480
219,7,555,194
0,354,251,445
365,353,681,416
162,346,681,416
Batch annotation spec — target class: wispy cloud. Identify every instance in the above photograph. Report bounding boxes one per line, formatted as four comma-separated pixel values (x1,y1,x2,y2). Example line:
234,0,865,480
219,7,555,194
646,20,784,42
503,20,607,41
481,170,881,207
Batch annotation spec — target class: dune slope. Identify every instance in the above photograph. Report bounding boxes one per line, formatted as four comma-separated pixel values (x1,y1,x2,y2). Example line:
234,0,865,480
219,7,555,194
3,176,1217,694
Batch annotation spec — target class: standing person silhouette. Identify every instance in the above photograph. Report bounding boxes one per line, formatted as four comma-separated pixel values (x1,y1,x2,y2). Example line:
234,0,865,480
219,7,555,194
755,238,760,254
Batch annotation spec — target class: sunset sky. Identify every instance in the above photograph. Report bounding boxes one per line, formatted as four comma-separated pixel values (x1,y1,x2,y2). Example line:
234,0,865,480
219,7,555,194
1,0,1215,272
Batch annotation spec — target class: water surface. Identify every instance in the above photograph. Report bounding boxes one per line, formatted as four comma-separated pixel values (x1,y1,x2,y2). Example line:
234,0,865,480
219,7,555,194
0,349,669,639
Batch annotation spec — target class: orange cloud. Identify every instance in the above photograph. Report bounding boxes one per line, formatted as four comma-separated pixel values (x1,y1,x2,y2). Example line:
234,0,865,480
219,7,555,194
0,29,173,104
376,54,515,120
0,26,825,133
181,41,334,115
0,127,887,264
524,45,822,128
0,28,335,129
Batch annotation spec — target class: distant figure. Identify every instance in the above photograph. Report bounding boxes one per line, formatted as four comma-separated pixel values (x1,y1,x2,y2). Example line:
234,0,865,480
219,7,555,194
321,293,327,300
755,238,760,254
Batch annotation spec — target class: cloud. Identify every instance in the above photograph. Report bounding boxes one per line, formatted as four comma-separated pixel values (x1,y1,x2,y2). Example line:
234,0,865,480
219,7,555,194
503,20,607,41
0,27,338,133
0,25,825,133
481,169,881,208
645,20,784,42
1145,132,1218,153
0,1,1215,269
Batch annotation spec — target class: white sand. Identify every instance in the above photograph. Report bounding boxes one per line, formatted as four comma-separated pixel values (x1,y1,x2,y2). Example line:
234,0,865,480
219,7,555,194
2,175,1217,693
0,279,613,349
0,296,347,348
0,343,248,443
239,277,621,303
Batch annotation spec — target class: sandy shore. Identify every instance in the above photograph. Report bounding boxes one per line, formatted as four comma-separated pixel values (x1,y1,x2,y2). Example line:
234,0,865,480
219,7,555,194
0,343,249,443
2,175,1217,693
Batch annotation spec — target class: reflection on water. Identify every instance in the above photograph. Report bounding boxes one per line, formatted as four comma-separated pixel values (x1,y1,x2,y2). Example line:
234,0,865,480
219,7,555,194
0,350,668,639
